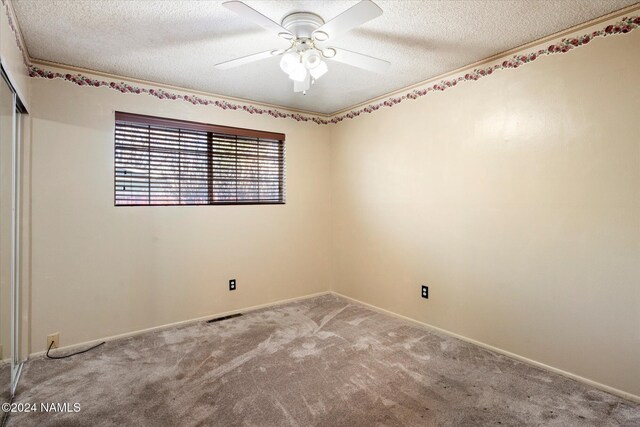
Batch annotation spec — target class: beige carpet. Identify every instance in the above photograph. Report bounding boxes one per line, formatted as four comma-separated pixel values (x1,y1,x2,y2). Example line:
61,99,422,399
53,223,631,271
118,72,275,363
6,294,640,426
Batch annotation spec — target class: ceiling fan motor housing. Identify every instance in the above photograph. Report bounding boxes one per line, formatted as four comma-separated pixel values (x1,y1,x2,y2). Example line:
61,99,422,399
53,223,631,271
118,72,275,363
282,12,325,39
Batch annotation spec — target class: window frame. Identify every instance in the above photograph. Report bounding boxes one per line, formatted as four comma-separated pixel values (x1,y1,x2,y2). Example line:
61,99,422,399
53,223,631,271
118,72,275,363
113,112,286,207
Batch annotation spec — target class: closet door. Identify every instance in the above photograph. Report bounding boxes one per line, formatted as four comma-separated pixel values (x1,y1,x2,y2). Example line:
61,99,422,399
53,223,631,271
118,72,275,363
0,69,13,405
0,66,25,405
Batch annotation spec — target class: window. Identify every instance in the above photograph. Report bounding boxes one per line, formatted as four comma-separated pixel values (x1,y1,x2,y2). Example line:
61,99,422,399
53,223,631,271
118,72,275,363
114,112,285,206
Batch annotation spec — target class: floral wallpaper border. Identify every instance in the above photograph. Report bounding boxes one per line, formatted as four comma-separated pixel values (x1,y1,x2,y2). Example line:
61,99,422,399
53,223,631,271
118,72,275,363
328,15,639,124
16,9,640,125
28,66,330,124
1,0,30,68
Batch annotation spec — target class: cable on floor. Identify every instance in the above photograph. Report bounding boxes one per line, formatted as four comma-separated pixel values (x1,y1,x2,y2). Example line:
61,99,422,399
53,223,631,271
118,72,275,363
46,340,106,360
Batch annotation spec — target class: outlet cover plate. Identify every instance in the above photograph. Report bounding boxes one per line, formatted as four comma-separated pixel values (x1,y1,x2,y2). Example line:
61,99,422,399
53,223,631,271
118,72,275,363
421,285,428,299
229,279,236,291
47,332,60,349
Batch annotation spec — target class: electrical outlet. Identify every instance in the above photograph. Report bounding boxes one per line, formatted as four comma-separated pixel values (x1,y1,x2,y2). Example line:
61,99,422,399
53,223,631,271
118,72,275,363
229,279,236,291
47,332,60,349
421,285,429,299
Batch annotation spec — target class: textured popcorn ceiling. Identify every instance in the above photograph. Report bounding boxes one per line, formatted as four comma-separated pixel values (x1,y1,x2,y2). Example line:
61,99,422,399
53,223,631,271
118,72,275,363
12,0,637,114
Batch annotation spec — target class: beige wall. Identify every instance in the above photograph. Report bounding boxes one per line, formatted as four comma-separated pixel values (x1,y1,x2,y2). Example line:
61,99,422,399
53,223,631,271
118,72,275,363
330,29,640,398
29,75,332,353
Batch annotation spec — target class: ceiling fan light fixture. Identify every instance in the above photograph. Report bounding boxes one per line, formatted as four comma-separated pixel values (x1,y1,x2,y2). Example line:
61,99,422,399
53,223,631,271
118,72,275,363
288,62,308,82
312,30,329,42
321,48,336,59
309,60,328,79
279,52,299,74
302,49,322,69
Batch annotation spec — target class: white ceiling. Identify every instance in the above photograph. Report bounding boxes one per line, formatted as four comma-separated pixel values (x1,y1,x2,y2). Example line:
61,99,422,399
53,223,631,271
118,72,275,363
13,0,637,114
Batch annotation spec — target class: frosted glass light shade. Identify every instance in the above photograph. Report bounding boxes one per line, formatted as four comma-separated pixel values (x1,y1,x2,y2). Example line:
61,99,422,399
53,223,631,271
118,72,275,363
302,50,322,69
310,61,328,79
288,62,308,82
279,52,299,74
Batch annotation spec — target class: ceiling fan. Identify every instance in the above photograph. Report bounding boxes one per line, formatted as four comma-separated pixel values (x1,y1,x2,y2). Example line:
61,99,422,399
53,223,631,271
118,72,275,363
214,0,390,95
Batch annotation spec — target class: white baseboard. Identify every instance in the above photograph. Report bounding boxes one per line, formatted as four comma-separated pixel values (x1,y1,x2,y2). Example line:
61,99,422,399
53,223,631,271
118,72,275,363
331,291,640,404
29,290,331,359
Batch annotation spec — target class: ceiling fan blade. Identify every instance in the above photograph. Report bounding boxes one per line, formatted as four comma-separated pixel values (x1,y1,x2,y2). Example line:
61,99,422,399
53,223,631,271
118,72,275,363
328,48,390,74
214,50,279,70
223,1,293,39
313,0,382,42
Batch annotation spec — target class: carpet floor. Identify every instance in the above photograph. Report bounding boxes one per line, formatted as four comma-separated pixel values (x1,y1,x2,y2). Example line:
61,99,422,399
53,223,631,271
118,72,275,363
6,294,640,426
